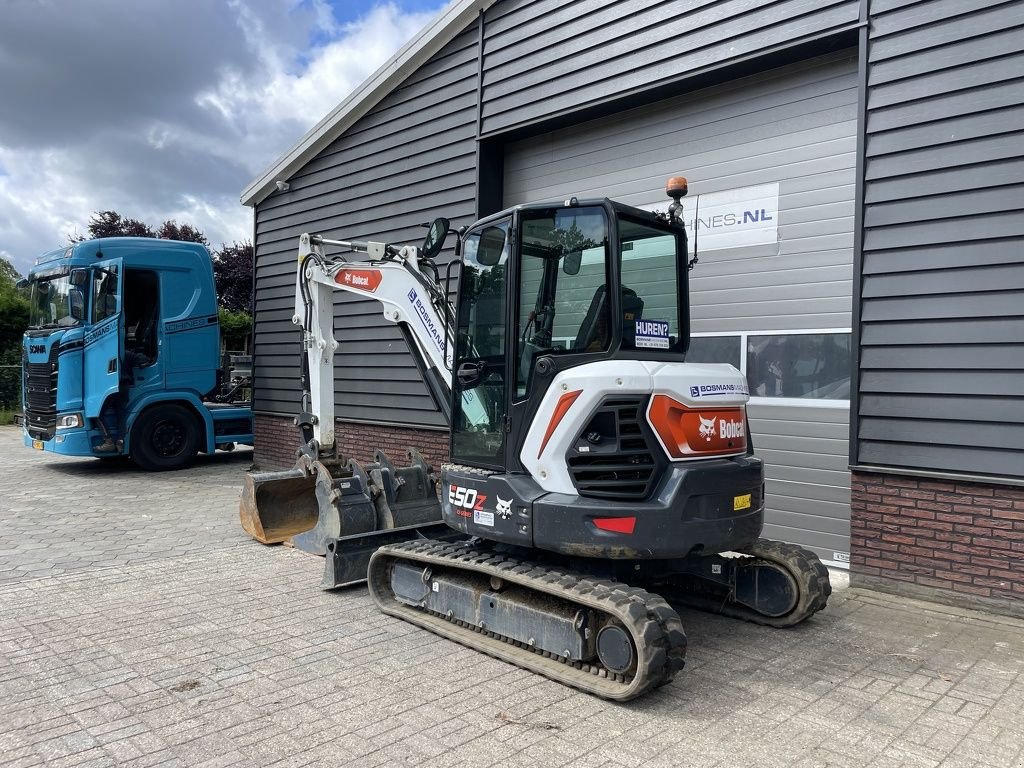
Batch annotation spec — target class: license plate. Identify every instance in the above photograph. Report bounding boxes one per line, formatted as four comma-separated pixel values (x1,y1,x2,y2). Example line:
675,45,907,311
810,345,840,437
32,440,44,451
733,493,751,511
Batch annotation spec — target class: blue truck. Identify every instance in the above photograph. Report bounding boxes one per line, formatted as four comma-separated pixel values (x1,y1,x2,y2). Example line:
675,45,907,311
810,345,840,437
20,237,254,470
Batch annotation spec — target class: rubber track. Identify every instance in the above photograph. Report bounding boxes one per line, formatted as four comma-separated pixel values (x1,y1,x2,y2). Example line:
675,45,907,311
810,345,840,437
368,539,687,701
673,538,832,628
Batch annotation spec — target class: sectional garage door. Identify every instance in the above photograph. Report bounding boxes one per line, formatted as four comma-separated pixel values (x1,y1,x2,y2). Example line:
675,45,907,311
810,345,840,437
503,52,857,565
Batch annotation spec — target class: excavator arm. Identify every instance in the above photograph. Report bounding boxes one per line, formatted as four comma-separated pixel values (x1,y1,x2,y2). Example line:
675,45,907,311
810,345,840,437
239,225,464,562
292,230,455,457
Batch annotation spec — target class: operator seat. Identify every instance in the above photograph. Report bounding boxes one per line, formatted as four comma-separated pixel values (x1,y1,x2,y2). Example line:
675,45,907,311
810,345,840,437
573,285,644,351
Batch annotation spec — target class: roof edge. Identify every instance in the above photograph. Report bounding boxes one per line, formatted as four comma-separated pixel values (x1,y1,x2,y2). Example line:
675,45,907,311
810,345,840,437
241,0,494,208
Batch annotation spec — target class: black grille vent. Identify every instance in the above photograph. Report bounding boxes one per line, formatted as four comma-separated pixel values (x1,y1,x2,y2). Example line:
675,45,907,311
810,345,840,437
25,347,58,440
567,397,659,500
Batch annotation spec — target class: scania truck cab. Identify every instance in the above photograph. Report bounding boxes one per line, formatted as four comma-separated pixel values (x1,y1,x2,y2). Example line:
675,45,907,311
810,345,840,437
21,237,253,470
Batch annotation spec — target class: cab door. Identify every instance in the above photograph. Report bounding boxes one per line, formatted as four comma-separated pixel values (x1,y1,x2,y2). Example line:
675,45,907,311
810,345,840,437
450,218,512,469
83,260,122,418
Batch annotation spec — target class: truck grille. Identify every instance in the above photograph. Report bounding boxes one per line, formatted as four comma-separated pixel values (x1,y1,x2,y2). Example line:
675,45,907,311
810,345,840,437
567,397,660,501
24,347,58,440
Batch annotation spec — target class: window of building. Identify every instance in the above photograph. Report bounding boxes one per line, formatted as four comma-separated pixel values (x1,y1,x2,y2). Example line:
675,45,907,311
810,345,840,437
747,333,851,400
686,335,742,369
685,331,851,402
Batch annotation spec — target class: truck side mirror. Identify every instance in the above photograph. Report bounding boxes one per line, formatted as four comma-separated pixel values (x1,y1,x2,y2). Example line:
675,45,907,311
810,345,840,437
69,289,84,321
563,251,582,275
70,268,89,288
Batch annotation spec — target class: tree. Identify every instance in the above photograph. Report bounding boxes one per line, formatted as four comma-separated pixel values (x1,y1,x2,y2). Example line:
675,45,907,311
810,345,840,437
157,220,209,246
72,211,156,241
0,258,21,285
71,213,210,247
0,259,29,365
213,241,253,314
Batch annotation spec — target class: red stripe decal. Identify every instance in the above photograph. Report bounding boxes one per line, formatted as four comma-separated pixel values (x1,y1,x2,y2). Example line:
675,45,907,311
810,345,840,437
538,390,582,459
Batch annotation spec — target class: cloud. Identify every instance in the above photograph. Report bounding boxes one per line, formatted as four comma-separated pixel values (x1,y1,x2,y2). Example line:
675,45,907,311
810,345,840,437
0,0,444,274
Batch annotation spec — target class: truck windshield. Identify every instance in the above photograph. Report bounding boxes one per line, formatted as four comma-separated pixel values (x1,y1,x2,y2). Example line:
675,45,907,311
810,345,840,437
28,273,85,329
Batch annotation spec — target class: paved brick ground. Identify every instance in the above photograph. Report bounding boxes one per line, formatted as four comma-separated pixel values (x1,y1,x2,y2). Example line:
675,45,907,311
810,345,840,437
1,426,1022,768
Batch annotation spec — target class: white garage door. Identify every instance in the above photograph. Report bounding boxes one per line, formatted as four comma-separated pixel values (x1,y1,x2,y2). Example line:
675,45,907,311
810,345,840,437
503,51,857,566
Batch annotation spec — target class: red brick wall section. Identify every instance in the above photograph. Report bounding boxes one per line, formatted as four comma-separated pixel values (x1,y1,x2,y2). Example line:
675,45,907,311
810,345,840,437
254,413,449,472
851,471,1024,614
253,413,303,469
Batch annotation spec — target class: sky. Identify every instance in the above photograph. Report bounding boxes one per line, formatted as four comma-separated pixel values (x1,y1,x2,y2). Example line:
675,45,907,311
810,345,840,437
0,0,448,275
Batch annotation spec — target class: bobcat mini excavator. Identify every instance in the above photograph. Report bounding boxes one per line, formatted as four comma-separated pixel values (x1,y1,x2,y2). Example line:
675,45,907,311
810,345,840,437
240,178,831,701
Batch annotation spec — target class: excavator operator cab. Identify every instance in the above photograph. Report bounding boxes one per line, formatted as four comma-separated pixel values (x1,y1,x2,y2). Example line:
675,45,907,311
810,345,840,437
450,197,690,469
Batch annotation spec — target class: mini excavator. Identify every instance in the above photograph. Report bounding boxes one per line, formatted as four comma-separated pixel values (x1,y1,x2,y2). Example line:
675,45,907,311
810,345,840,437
240,178,831,700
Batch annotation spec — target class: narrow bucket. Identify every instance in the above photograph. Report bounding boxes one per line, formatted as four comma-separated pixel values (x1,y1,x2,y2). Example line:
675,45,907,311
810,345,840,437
239,468,320,544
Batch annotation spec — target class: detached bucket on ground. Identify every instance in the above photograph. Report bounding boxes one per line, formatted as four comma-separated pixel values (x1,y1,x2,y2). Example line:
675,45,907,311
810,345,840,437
239,467,321,545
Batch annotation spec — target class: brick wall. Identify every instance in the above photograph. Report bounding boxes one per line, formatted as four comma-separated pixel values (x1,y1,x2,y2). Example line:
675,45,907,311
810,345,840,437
851,471,1024,617
253,414,303,469
254,413,449,472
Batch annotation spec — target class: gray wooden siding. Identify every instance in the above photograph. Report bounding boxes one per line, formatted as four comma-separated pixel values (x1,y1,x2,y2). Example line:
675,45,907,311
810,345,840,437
252,27,480,424
857,0,1024,478
479,0,860,135
503,53,857,562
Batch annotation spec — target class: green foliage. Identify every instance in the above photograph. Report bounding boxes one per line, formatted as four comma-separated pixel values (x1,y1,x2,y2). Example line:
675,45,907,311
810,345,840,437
0,258,21,285
218,308,252,350
0,258,29,364
0,259,29,411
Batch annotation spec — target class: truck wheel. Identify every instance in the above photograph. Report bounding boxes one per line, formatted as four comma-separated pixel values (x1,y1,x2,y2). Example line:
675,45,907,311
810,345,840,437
131,404,200,471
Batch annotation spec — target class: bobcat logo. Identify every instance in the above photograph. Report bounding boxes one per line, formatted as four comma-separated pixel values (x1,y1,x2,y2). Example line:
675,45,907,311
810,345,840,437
495,496,513,520
698,415,717,442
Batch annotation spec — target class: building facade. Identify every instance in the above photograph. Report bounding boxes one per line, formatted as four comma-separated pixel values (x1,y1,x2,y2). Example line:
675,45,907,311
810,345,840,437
243,0,1024,616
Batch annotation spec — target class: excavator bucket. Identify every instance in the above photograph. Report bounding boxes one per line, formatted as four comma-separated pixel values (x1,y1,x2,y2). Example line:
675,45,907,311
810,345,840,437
239,467,321,544
239,449,449,567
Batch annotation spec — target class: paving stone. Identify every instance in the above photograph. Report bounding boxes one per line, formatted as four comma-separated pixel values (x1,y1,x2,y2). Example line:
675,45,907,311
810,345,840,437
2,426,1024,767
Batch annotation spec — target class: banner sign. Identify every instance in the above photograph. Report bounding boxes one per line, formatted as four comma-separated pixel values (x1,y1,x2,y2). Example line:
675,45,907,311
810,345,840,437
639,182,780,254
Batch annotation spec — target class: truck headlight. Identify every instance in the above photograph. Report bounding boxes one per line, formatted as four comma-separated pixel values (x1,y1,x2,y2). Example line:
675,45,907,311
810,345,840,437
56,414,83,430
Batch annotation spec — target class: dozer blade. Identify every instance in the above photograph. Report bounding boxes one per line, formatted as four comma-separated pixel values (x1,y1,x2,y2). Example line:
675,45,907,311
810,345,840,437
239,467,320,544
320,522,467,590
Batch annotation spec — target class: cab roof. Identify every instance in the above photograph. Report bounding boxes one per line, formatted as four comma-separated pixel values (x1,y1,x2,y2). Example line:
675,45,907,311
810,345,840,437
469,198,676,231
30,238,210,277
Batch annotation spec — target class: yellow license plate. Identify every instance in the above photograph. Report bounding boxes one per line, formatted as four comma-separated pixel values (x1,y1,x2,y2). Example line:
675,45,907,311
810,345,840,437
733,493,752,511
32,440,44,450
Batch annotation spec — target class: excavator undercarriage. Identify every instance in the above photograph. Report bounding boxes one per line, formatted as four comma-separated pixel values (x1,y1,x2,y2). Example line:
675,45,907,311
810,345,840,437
367,536,830,700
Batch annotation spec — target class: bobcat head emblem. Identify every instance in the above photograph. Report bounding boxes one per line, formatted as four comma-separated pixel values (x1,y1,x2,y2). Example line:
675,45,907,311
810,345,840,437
495,496,513,519
698,415,716,442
